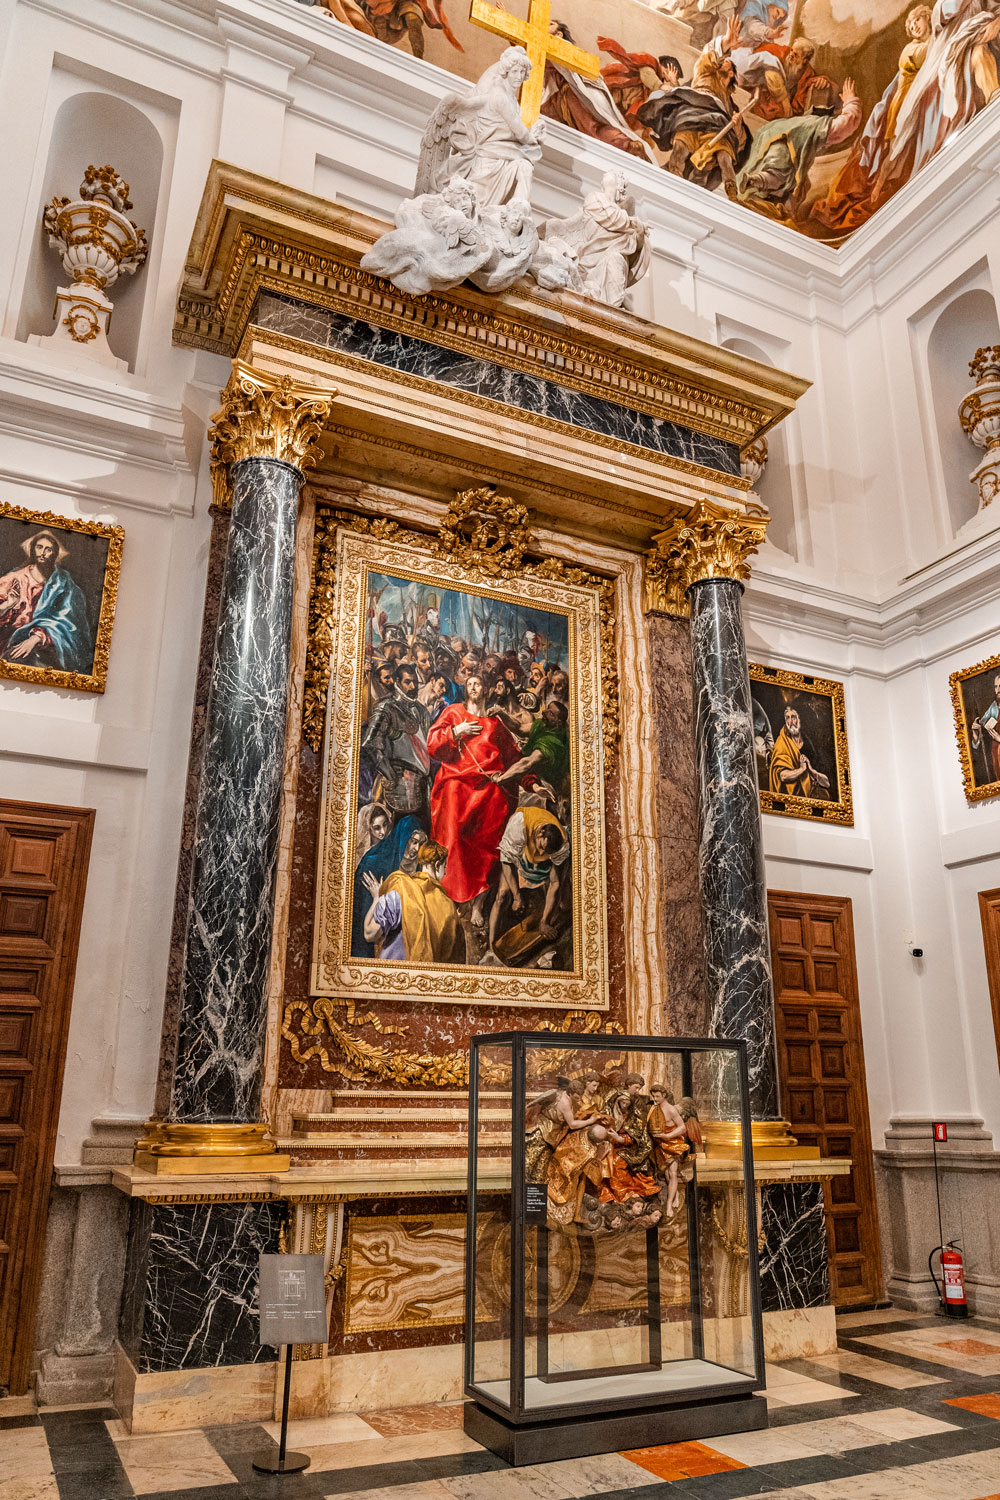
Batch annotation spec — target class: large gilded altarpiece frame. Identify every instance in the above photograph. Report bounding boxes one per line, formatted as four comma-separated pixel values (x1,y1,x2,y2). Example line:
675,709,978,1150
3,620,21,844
311,523,609,1011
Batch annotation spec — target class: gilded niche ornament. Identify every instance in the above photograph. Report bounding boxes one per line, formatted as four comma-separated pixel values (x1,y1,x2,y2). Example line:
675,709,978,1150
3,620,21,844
208,361,335,507
31,165,147,372
959,346,1000,512
644,500,769,617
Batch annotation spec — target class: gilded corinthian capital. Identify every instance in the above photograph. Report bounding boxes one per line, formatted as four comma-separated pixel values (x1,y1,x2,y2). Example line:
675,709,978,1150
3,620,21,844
209,361,336,508
644,501,769,616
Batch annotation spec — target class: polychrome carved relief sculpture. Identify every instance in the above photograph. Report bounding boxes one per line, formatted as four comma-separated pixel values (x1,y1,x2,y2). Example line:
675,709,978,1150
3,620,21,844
31,165,147,371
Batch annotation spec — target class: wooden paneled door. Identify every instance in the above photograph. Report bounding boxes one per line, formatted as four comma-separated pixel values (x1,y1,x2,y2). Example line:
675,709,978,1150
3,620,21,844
0,799,93,1393
767,890,882,1307
978,888,1000,1073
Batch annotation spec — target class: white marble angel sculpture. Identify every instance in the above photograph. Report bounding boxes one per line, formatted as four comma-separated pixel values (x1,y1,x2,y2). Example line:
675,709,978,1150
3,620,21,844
533,170,650,308
416,46,544,209
360,178,491,296
469,199,539,293
529,235,584,293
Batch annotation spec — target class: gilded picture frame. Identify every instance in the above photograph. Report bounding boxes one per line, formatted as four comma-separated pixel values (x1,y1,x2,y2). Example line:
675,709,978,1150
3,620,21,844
0,502,124,693
749,663,853,826
949,651,1000,803
311,525,609,1010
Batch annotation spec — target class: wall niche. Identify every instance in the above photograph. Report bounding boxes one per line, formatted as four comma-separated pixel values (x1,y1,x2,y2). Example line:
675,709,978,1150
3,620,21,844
17,84,165,375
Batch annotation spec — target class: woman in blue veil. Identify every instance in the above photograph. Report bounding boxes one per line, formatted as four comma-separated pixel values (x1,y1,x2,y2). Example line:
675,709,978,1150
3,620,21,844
350,813,426,957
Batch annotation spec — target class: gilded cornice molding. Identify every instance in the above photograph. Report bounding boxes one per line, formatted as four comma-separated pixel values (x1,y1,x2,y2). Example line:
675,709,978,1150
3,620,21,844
177,162,809,453
644,501,769,617
209,359,336,506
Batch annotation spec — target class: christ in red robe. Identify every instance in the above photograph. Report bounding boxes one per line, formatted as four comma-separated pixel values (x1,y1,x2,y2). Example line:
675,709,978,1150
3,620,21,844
426,676,520,904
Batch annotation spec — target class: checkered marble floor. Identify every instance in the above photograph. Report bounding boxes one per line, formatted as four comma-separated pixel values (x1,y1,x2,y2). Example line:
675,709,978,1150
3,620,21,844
5,1311,1000,1500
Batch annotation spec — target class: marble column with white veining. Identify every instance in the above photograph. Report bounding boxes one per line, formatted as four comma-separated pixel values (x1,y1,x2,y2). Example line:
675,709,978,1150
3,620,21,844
689,576,779,1120
167,455,302,1124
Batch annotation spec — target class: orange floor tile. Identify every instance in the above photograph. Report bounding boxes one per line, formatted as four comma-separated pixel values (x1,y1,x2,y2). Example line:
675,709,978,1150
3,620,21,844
945,1392,1000,1418
620,1439,747,1480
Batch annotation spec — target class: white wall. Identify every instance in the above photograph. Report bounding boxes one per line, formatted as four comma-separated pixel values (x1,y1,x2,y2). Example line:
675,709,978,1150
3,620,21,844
1,0,999,1159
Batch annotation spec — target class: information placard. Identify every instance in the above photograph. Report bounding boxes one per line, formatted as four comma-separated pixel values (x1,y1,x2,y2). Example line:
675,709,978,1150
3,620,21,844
259,1254,328,1347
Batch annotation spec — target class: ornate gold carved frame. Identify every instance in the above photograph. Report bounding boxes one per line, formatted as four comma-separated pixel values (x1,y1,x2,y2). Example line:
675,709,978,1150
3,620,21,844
311,516,609,1010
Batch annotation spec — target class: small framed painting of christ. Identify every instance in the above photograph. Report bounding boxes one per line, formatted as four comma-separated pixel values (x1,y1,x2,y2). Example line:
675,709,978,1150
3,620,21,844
0,502,124,693
950,651,1000,803
748,663,853,826
311,524,609,1011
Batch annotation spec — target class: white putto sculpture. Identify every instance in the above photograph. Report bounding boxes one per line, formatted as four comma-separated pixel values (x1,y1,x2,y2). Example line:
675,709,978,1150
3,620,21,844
362,179,491,296
416,46,544,208
532,170,650,309
31,165,147,372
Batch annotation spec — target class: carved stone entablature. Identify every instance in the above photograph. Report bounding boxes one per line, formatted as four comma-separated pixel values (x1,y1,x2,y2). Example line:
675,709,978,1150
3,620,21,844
175,164,807,455
644,501,769,617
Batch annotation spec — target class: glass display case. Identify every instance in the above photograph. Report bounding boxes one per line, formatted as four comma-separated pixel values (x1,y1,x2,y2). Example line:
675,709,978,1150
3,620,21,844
464,1032,766,1464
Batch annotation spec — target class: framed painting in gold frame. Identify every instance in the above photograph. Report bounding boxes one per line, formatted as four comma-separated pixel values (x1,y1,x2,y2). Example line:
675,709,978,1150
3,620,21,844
0,502,123,693
749,663,853,826
949,651,1000,803
311,525,609,1010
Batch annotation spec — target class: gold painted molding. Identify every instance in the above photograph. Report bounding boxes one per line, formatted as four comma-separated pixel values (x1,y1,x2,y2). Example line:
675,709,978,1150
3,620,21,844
644,501,769,617
133,1121,290,1175
208,360,336,507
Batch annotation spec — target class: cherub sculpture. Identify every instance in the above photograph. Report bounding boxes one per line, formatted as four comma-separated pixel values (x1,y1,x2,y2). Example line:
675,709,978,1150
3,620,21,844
360,178,490,296
533,169,650,308
416,46,545,209
469,199,538,293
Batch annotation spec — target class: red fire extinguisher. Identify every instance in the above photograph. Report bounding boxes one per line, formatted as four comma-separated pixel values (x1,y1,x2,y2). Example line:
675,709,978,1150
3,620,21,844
929,1241,969,1319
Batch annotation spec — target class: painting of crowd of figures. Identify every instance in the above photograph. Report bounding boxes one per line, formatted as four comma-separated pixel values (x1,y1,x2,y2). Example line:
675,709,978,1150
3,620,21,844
326,0,1000,241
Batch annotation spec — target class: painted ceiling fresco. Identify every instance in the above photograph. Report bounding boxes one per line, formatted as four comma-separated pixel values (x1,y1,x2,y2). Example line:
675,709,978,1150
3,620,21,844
325,0,1000,241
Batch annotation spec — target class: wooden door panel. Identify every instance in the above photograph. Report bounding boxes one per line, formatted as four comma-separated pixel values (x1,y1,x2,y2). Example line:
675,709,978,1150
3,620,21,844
768,890,882,1307
0,800,93,1393
978,889,1000,1076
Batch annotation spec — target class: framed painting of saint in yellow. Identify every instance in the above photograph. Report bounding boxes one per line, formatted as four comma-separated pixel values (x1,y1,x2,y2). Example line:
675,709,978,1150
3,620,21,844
311,526,609,1010
749,663,853,826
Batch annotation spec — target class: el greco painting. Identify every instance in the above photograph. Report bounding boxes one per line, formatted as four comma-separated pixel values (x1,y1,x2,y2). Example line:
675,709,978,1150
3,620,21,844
311,527,609,1010
749,663,853,824
0,502,123,693
950,651,1000,802
331,0,1000,243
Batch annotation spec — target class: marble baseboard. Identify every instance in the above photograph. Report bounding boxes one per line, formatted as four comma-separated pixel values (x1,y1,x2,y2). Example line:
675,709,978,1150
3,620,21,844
761,1306,837,1361
114,1342,276,1434
111,1308,834,1432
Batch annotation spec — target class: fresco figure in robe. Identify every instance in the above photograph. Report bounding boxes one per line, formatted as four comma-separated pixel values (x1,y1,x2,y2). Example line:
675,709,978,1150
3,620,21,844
816,6,934,232
638,19,751,199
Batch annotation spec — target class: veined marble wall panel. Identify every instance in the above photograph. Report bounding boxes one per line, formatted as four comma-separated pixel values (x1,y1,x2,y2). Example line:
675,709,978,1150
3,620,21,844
121,1199,284,1373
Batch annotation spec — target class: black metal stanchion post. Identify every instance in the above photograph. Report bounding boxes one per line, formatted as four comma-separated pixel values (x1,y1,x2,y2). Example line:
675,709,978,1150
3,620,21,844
253,1344,310,1475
